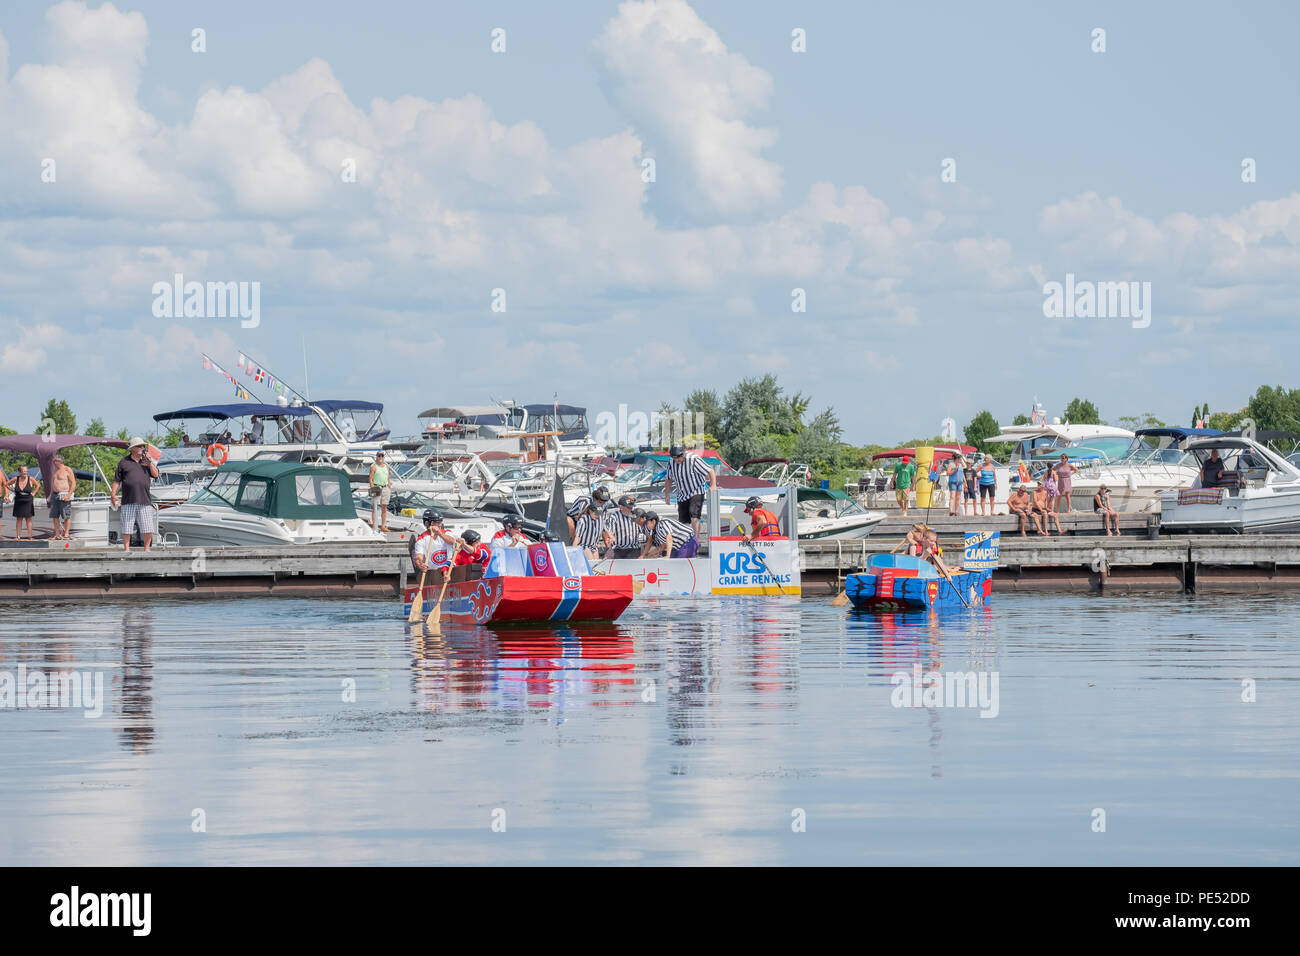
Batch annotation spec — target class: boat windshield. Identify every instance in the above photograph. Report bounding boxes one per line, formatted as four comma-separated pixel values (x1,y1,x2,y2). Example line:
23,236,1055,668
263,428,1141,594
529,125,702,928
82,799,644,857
797,492,866,519
193,470,242,507
324,406,384,442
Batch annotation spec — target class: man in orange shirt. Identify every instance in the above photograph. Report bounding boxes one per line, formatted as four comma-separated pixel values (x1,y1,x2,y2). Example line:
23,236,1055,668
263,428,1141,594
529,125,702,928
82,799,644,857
742,496,782,541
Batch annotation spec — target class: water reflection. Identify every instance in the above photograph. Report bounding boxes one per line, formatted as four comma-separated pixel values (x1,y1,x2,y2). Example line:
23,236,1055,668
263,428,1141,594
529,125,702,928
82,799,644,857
116,607,155,753
407,622,635,714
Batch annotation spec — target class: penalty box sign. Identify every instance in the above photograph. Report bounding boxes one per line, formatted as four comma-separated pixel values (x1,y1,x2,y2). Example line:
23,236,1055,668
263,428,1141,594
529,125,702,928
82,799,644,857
964,531,1000,569
711,537,800,594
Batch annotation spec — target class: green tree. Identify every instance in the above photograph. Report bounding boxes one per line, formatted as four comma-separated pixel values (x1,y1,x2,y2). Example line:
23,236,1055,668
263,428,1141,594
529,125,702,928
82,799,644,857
1012,414,1030,426
38,398,76,436
683,389,722,439
963,410,1001,452
1116,412,1166,431
1207,408,1247,432
1062,397,1101,424
1246,385,1300,432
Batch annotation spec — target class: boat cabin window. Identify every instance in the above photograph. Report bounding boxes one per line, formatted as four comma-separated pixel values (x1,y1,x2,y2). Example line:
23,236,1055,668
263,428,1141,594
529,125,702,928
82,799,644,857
199,471,242,506
238,479,270,511
295,474,344,508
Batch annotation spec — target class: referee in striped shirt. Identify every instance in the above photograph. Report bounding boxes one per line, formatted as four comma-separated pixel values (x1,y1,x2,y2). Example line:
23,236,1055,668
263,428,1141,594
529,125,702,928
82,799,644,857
568,484,611,540
573,500,605,560
663,443,715,540
637,510,699,559
602,495,644,559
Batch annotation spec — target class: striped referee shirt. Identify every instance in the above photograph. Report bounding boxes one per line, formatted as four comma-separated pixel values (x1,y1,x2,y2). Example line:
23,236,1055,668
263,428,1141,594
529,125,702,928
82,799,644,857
567,495,592,518
666,453,712,501
604,509,643,549
650,516,695,551
574,512,604,550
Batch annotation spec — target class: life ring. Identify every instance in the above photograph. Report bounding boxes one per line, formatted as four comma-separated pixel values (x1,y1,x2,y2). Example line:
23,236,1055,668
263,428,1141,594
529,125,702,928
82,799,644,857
207,443,229,466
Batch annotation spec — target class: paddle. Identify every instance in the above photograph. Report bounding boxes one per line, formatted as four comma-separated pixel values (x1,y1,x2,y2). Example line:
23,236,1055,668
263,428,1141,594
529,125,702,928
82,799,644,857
741,538,787,596
407,566,428,624
933,558,971,609
426,540,468,631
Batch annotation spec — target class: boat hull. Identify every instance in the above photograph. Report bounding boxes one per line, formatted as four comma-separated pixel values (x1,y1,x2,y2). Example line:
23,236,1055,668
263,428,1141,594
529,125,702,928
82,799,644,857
402,572,635,625
845,566,993,612
1159,486,1300,533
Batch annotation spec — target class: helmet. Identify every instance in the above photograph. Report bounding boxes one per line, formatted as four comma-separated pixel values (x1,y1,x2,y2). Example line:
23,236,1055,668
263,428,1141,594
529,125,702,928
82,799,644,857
422,509,442,525
617,494,636,508
461,529,481,545
745,496,762,512
501,514,522,530
592,485,611,502
632,509,647,521
669,443,686,458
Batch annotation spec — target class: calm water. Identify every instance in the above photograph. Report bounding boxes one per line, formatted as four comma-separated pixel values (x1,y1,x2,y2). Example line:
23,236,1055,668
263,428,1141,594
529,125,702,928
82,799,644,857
1,593,1297,865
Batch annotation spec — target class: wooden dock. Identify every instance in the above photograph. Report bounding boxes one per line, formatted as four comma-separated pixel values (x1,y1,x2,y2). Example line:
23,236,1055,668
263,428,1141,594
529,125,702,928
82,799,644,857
1,533,1298,600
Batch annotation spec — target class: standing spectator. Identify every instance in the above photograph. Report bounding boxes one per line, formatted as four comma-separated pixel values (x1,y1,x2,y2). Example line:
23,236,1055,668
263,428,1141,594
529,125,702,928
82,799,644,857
10,466,40,540
663,443,715,540
944,459,963,516
250,415,264,444
48,454,76,541
602,495,644,558
368,451,392,534
892,455,916,516
111,438,159,552
978,455,998,516
0,465,8,537
1043,465,1060,515
961,456,978,517
1055,454,1077,513
1094,485,1121,536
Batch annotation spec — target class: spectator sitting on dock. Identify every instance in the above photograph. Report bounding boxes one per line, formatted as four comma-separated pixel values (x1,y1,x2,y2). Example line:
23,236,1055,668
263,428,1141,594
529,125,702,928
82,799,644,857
1008,485,1042,536
1094,485,1120,536
1032,481,1062,535
893,455,916,517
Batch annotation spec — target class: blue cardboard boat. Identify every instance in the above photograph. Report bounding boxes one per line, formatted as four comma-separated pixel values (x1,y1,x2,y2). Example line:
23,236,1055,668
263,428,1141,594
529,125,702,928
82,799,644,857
844,554,992,612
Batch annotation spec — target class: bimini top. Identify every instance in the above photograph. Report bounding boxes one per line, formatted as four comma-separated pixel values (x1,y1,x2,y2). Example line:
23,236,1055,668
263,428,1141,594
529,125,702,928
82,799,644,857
0,434,130,485
154,403,312,422
311,400,383,413
1135,427,1223,439
522,404,586,417
418,405,512,421
198,461,357,520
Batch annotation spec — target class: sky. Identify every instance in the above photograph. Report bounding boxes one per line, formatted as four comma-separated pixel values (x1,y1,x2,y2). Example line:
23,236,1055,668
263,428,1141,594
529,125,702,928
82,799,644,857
1,0,1297,444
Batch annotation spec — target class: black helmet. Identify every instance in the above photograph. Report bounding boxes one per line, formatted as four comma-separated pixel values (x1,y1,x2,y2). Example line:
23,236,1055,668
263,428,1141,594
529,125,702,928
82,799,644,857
669,443,686,458
632,509,647,521
617,494,636,508
501,514,521,530
592,485,611,502
461,529,481,545
745,496,762,512
422,509,442,525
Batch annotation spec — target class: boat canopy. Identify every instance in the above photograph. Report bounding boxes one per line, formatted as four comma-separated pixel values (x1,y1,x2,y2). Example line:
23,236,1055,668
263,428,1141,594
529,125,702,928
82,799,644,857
153,403,312,422
0,434,130,484
418,405,512,422
871,445,975,462
990,424,1133,443
312,400,382,413
1135,427,1223,439
198,461,358,519
523,404,585,417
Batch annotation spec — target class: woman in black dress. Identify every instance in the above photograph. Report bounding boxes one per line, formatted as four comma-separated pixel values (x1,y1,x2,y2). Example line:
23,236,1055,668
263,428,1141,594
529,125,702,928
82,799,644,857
11,466,39,540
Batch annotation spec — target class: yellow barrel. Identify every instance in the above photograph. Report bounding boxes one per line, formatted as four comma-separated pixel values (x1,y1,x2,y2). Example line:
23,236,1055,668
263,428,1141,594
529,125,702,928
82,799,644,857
914,446,935,507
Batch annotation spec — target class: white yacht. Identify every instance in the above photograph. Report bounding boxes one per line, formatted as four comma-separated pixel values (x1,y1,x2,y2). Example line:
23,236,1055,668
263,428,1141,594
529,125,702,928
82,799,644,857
1158,437,1300,533
1065,427,1222,512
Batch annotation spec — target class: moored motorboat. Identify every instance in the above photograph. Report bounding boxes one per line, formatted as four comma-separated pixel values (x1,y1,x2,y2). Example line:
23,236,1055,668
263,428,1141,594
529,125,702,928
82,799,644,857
1158,436,1300,533
844,554,992,612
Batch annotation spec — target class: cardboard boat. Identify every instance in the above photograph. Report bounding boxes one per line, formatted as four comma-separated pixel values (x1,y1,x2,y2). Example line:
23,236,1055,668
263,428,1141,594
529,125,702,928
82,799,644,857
401,541,635,625
844,554,992,612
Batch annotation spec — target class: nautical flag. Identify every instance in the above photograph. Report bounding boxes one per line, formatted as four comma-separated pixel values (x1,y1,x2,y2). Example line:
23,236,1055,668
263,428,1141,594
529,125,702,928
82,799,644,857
202,356,211,371
254,367,265,383
237,353,247,371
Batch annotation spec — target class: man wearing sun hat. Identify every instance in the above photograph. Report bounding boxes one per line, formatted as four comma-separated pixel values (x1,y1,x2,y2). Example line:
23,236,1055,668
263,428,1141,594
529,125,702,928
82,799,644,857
111,437,159,552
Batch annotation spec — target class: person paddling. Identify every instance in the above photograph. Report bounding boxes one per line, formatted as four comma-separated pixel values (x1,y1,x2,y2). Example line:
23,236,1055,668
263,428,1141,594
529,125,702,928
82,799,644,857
742,496,781,541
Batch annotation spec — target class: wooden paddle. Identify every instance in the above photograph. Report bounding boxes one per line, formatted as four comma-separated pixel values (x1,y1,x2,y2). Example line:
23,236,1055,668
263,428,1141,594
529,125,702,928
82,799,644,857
741,538,787,596
426,539,468,631
407,566,428,624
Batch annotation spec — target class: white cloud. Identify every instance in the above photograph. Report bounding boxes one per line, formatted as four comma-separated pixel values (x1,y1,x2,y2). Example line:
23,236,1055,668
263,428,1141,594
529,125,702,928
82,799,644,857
593,0,781,221
1,323,62,372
